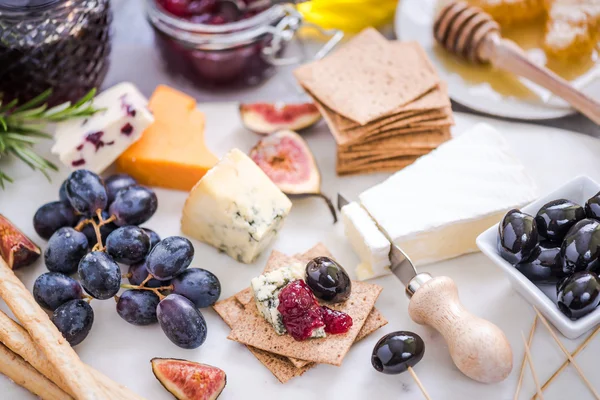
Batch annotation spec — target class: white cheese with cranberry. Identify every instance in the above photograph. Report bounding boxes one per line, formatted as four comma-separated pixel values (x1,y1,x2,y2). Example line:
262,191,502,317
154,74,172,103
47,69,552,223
250,263,306,335
341,202,391,281
354,123,538,267
181,148,292,264
51,82,153,173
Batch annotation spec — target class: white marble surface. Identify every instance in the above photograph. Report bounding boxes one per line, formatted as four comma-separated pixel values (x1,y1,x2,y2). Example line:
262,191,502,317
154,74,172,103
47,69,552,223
1,1,600,398
2,105,600,399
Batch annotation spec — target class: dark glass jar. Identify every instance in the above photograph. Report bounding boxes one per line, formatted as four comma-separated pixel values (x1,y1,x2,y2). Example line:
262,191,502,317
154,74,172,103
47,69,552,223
147,2,343,89
0,0,112,106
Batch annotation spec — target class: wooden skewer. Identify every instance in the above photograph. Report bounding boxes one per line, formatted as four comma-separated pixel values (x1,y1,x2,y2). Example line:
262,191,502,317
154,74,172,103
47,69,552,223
532,324,600,400
514,316,537,400
521,332,544,400
533,307,600,400
407,366,432,400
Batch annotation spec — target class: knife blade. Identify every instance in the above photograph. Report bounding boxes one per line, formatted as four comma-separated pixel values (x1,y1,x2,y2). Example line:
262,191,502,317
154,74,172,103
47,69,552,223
337,193,418,286
337,193,513,383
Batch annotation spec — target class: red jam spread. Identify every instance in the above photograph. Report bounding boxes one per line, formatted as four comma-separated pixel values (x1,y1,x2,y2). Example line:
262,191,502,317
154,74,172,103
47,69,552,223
157,0,268,23
0,0,111,106
278,280,353,341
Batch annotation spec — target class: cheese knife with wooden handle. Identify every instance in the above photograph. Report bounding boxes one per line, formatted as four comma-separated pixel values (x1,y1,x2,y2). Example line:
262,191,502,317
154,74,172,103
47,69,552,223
338,194,513,384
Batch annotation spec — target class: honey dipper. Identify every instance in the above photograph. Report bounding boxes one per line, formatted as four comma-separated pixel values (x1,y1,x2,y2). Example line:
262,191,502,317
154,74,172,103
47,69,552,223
434,1,600,125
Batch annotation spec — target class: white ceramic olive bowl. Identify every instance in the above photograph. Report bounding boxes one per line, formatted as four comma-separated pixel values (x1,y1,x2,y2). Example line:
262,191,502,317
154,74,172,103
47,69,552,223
477,175,600,339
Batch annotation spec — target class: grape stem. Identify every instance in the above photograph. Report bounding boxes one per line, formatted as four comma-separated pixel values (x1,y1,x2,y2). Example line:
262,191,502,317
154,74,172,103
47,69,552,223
120,284,170,300
139,275,153,287
98,213,116,227
74,218,92,232
74,209,117,252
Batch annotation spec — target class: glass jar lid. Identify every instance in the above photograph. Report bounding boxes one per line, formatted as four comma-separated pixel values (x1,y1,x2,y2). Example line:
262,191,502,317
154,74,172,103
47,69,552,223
146,0,287,50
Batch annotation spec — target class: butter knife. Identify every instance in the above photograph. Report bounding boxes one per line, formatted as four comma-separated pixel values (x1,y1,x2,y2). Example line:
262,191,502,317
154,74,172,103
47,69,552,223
338,194,513,384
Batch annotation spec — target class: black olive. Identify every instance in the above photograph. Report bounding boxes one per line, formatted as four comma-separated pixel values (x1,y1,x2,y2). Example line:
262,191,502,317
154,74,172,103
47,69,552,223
535,199,585,242
497,209,539,264
557,271,600,319
585,192,600,221
561,219,600,274
372,331,425,374
305,257,351,303
516,241,564,283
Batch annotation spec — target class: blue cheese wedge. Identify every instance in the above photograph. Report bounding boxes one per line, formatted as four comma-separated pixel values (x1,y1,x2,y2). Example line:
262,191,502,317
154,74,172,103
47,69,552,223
181,148,292,264
251,263,326,338
52,82,154,173
341,202,391,281
250,263,305,335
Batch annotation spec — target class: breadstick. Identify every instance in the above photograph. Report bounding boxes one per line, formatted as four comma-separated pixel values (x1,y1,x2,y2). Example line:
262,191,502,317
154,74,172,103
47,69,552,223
0,258,107,399
0,342,70,400
0,310,144,400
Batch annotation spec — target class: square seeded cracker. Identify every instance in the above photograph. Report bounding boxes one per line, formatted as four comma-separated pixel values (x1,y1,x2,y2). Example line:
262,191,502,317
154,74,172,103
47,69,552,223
213,297,314,383
234,246,368,369
228,278,383,366
294,28,439,125
213,297,387,383
216,244,386,371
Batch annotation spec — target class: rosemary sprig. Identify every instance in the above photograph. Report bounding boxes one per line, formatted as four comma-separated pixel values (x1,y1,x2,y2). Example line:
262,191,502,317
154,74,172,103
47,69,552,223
0,89,100,189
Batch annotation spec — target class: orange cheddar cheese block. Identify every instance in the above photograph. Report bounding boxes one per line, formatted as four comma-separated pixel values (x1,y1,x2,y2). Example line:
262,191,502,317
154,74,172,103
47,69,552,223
117,85,218,191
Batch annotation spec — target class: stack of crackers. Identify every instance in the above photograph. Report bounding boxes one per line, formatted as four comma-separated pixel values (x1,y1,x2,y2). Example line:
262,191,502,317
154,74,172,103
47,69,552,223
213,244,387,383
294,28,454,175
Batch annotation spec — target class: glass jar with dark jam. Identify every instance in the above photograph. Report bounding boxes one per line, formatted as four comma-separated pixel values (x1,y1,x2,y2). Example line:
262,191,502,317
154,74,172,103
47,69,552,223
0,0,112,106
147,0,343,88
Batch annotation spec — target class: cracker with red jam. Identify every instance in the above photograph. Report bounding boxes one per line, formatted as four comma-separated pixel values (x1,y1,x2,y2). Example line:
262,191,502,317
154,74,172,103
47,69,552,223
213,244,387,382
227,247,383,366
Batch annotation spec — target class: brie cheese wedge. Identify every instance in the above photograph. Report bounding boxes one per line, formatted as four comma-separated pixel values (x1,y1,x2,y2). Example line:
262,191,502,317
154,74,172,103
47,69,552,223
341,202,391,280
349,123,538,270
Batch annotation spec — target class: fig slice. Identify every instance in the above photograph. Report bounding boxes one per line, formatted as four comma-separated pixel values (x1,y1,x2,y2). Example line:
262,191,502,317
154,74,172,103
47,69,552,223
239,102,322,135
151,358,226,400
0,214,40,269
250,130,337,223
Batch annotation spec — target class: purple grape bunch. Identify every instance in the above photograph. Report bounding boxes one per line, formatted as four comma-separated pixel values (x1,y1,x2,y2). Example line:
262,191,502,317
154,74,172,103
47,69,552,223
32,169,220,349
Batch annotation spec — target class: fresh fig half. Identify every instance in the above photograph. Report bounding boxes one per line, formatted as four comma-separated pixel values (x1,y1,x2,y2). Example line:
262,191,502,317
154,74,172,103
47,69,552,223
240,102,322,135
151,358,226,400
250,130,337,223
0,214,40,269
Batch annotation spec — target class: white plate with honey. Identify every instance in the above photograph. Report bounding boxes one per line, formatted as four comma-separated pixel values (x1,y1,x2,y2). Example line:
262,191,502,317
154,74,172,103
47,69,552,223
395,0,600,120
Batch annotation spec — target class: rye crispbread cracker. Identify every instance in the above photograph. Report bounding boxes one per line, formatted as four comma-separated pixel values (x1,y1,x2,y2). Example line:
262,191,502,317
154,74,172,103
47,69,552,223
313,95,449,150
352,109,454,139
337,154,419,169
336,156,419,176
294,29,439,125
213,297,314,383
357,126,452,149
213,297,387,383
338,150,426,165
339,128,451,151
330,81,451,131
228,279,382,366
336,128,450,170
213,244,387,383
